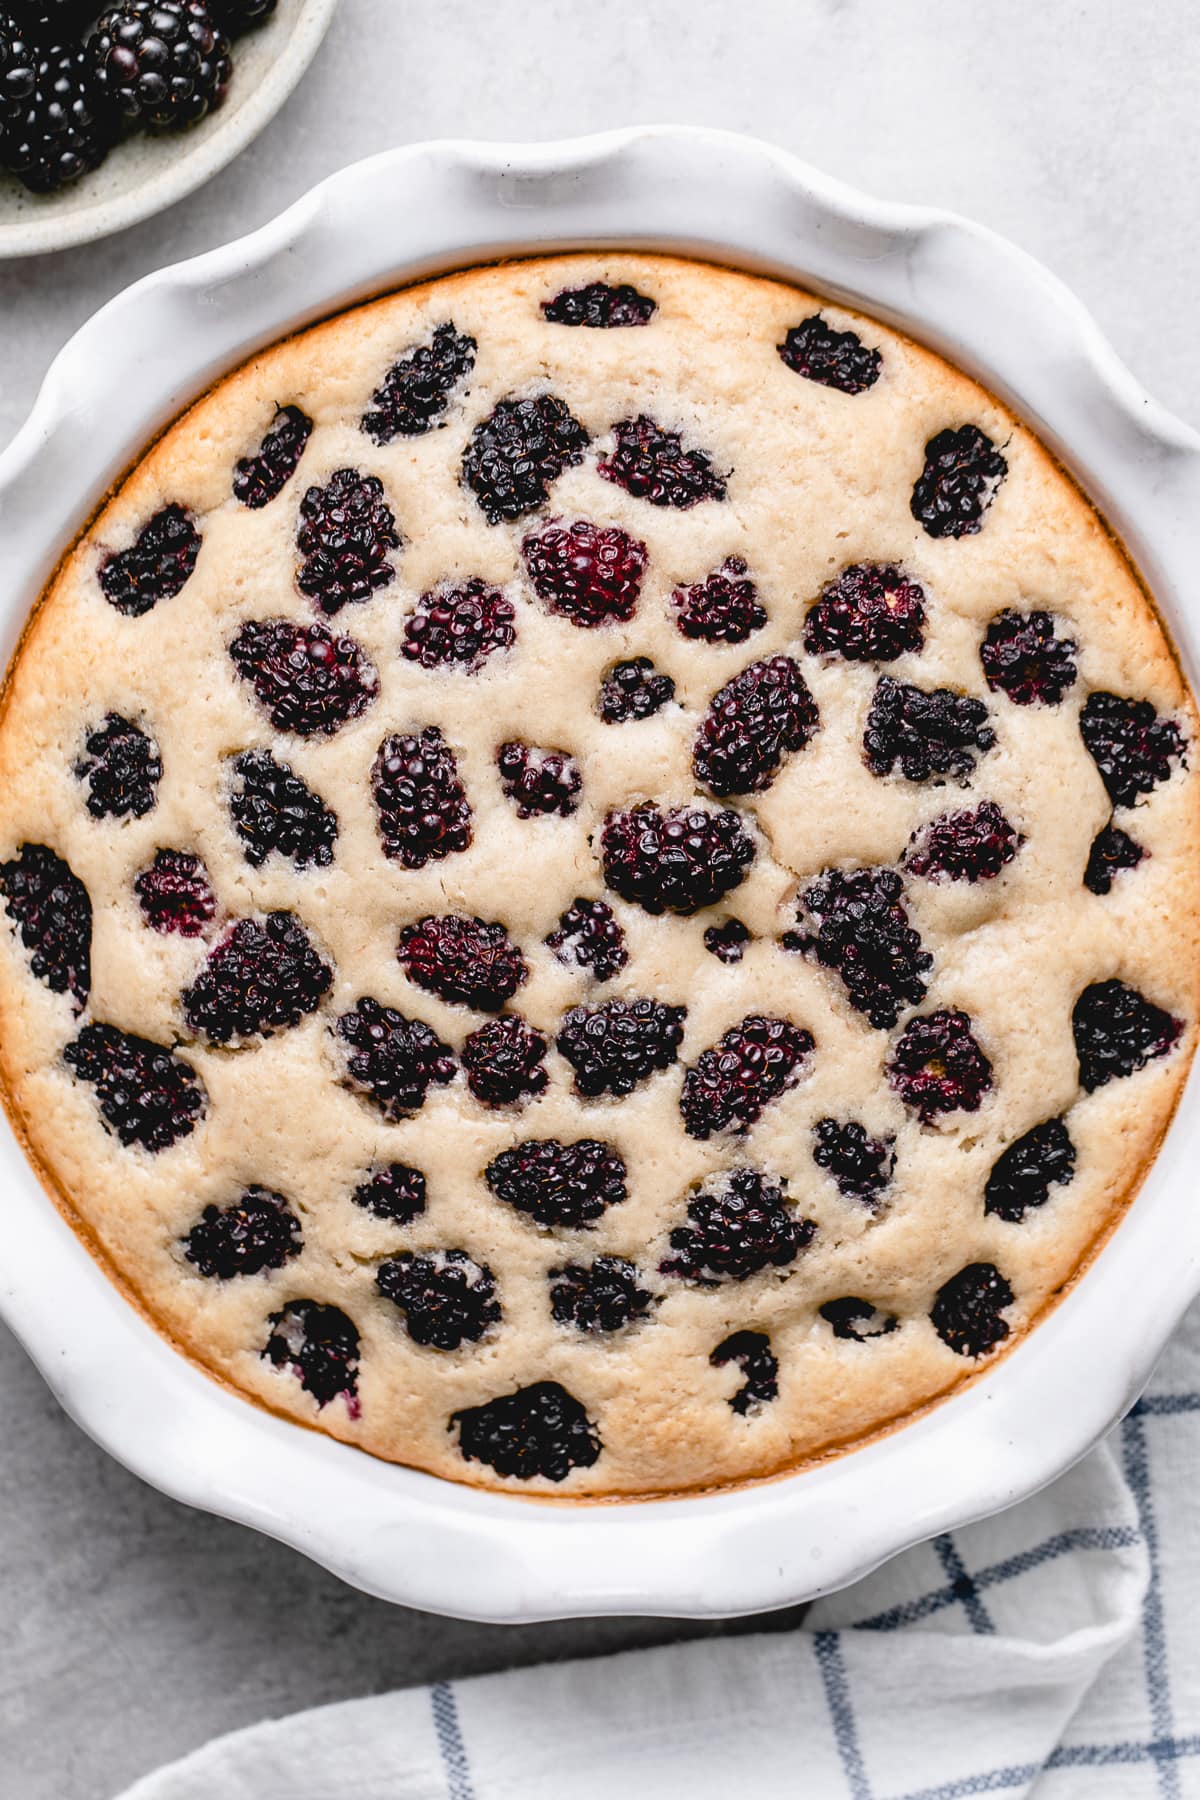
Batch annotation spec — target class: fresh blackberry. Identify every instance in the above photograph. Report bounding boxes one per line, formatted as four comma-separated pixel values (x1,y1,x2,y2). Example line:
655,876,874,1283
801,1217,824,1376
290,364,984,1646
183,912,332,1044
98,504,200,617
1079,692,1186,807
461,394,589,524
680,1015,813,1139
229,618,379,737
183,1186,301,1279
263,1300,359,1411
372,728,472,869
1072,979,1181,1091
600,803,756,916
911,425,1007,538
485,1136,627,1231
134,848,216,937
396,913,527,1012
804,563,926,662
337,997,456,1120
550,1257,651,1332
661,1168,815,1285
228,749,338,871
863,676,995,785
887,1008,993,1123
557,997,685,1098
352,1162,426,1225
2,37,112,194
0,842,91,1009
778,315,881,395
362,322,476,444
671,557,766,645
521,519,647,629
295,467,400,616
232,405,312,508
453,1380,601,1482
461,1014,548,1108
785,867,931,1029
820,1297,898,1341
400,579,515,674
597,657,675,724
1084,823,1145,895
90,0,232,131
710,1330,779,1413
984,1117,1076,1222
693,655,819,797
209,0,276,31
904,801,1023,883
64,1022,205,1151
812,1118,894,1204
75,713,162,820
546,897,628,982
980,609,1077,705
496,741,582,818
704,918,750,964
599,414,728,509
931,1262,1014,1357
542,282,656,327
376,1249,500,1350
0,12,36,127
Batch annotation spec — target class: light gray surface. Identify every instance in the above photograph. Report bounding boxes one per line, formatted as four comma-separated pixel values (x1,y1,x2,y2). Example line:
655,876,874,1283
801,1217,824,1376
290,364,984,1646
2,3,1199,1797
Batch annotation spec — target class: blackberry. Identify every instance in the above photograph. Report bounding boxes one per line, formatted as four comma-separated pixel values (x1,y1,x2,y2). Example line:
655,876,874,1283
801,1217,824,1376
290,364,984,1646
90,0,231,131
680,1015,813,1139
672,557,766,645
820,1297,898,1341
542,282,656,327
134,848,216,937
396,913,527,1012
228,749,338,871
1079,692,1186,807
64,1022,205,1151
337,997,456,1120
485,1136,627,1231
546,897,628,983
1084,823,1145,895
661,1168,814,1285
887,1008,993,1123
376,1249,500,1350
362,322,476,444
600,803,756,916
778,315,881,395
263,1300,359,1411
453,1380,601,1482
461,394,589,524
785,867,931,1029
1072,979,1181,1091
863,676,995,785
400,579,515,674
710,1331,778,1413
295,468,400,616
599,413,728,509
372,727,472,868
461,1014,548,1108
904,801,1023,883
911,425,1007,538
693,655,819,797
812,1118,894,1205
496,741,581,818
521,519,647,629
984,1117,1076,1222
183,912,332,1044
352,1162,426,1225
804,563,926,663
550,1257,651,1332
210,0,275,30
183,1186,301,1279
0,842,91,1009
704,918,750,964
2,37,111,194
931,1262,1014,1357
980,609,1077,705
232,406,312,508
557,997,685,1098
75,714,162,820
229,618,379,737
98,504,200,617
597,657,675,724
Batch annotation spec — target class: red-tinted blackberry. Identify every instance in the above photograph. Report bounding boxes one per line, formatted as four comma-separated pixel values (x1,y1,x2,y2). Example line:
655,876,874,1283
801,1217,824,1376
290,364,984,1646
362,322,477,444
600,803,756,916
542,282,657,327
75,713,161,819
352,1161,426,1225
980,609,1077,705
183,912,332,1044
904,800,1023,884
453,1380,601,1482
98,504,200,617
704,918,750,964
461,394,590,524
863,676,995,785
671,557,766,645
1079,692,1186,807
785,867,931,1029
337,997,457,1120
546,897,628,983
396,913,527,1012
400,579,515,674
557,997,685,1098
263,1300,359,1411
1084,823,1145,895
0,842,91,1009
804,563,926,663
521,519,647,629
134,848,216,937
232,405,312,508
229,618,379,737
599,413,728,509
90,0,231,131
496,741,582,818
710,1330,779,1413
984,1117,1076,1222
183,1186,301,1278
911,425,1007,538
778,315,882,395
376,1249,500,1351
694,655,819,797
820,1297,898,1341
597,657,676,723
550,1257,652,1332
228,749,338,871
461,1014,548,1108
209,0,275,30
1072,979,1181,1091
485,1136,627,1231
888,1008,993,1123
64,1022,205,1151
2,37,112,194
931,1262,1013,1357
680,1015,813,1139
295,468,400,615
372,728,472,869
812,1118,894,1205
661,1168,815,1285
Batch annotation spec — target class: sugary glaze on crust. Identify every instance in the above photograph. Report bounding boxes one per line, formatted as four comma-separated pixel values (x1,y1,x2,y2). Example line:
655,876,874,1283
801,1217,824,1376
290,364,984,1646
0,253,1196,1498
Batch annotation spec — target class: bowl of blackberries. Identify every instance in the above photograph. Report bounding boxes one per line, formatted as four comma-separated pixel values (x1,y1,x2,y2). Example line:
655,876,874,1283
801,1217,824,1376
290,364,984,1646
0,0,336,254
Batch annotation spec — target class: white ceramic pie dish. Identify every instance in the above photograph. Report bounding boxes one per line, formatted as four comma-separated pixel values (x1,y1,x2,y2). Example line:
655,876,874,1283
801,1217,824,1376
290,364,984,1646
1,127,1198,1621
